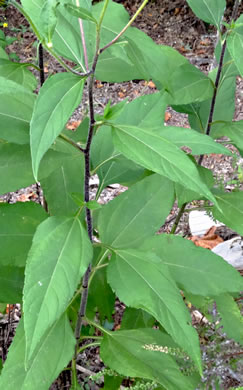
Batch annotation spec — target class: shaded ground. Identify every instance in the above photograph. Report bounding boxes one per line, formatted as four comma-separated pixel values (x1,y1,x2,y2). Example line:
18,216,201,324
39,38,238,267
0,0,243,389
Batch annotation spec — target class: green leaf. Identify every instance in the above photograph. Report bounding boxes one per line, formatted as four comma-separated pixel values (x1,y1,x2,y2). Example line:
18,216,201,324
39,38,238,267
160,126,231,155
0,46,8,59
40,141,85,216
107,249,201,371
103,375,123,390
0,77,35,144
175,166,214,207
112,124,216,204
65,4,98,25
212,191,243,235
227,24,243,77
30,72,84,180
0,143,34,194
183,74,236,134
112,92,167,131
211,120,243,154
100,328,197,389
86,200,102,210
103,99,127,121
98,174,174,249
23,216,93,363
40,0,60,47
0,59,37,91
0,266,24,303
140,234,243,296
124,30,188,90
121,308,155,330
167,63,214,105
0,315,75,389
0,202,47,267
91,126,145,193
215,294,243,345
186,0,226,30
87,266,115,322
0,143,75,194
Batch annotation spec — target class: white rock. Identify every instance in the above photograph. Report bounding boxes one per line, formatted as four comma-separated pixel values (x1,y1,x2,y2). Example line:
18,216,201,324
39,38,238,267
189,210,223,237
212,237,243,270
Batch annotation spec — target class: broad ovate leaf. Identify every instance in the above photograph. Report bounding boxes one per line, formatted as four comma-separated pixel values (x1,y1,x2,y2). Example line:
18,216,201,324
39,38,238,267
141,234,243,296
30,72,84,180
168,63,214,105
0,315,75,390
0,77,35,144
186,0,226,30
101,329,198,390
0,202,47,267
0,266,24,303
107,249,202,371
0,59,37,91
40,0,60,47
211,120,243,155
112,124,216,204
23,216,93,363
160,126,231,156
215,294,243,345
212,191,243,235
98,174,174,249
227,23,243,77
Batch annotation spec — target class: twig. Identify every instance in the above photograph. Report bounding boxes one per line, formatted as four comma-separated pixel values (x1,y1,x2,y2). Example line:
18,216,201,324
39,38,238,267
99,0,149,54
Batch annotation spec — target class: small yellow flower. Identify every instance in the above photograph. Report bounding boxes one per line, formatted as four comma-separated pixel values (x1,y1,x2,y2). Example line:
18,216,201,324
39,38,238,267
3,22,8,28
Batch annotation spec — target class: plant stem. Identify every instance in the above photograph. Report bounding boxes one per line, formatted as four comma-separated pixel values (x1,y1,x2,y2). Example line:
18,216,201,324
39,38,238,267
171,0,240,233
170,203,187,235
59,133,85,153
73,0,110,369
38,43,45,86
197,38,227,165
9,0,91,77
99,0,149,54
85,317,110,335
76,0,89,70
77,341,101,355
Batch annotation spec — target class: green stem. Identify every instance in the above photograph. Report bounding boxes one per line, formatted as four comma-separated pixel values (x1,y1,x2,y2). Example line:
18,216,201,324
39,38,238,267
170,203,187,235
97,0,110,33
99,0,149,54
77,342,101,355
59,133,85,153
80,335,103,341
88,249,109,287
85,318,110,335
71,359,79,389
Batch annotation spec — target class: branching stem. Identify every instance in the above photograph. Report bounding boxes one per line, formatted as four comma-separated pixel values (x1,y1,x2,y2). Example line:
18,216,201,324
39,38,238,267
171,0,240,233
99,0,149,54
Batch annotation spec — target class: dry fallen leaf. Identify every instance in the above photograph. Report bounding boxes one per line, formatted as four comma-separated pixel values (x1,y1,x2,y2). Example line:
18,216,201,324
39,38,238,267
147,80,156,89
164,111,172,122
118,91,126,98
66,120,81,130
188,226,223,250
17,192,36,202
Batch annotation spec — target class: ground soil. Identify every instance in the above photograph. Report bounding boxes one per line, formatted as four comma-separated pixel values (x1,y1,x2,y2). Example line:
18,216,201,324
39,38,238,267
0,1,243,389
